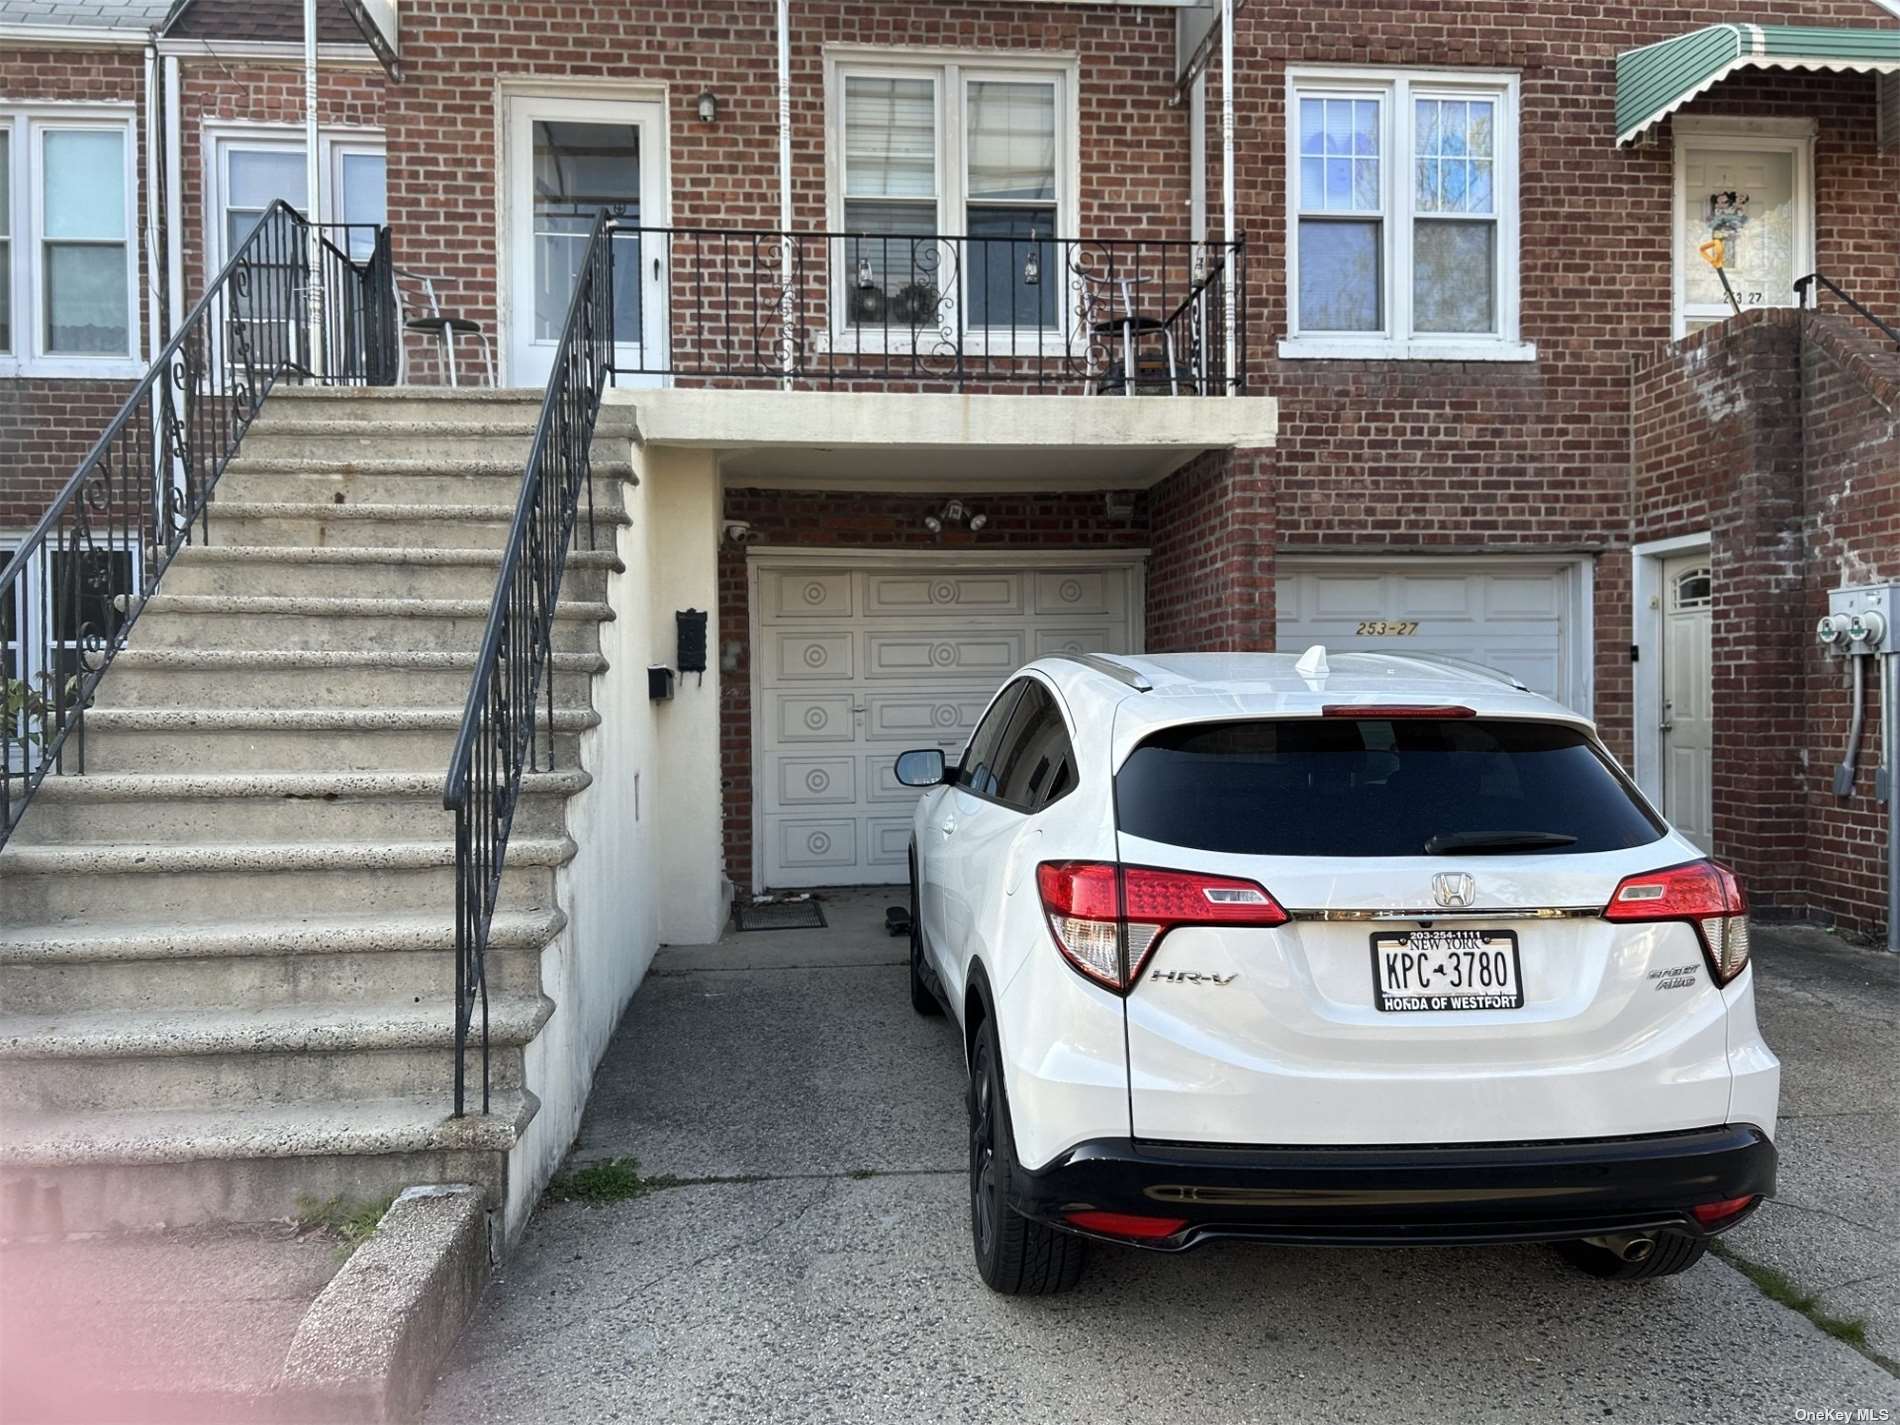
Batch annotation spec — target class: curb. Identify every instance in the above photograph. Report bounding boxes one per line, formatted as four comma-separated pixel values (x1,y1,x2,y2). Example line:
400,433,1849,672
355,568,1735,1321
275,1184,492,1423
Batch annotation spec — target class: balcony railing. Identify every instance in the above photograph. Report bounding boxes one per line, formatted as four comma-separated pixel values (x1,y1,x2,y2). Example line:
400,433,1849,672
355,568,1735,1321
607,227,1248,394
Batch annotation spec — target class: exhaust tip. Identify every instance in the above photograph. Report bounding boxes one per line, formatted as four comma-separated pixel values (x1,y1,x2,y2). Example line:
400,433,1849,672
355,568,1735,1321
1620,1236,1656,1264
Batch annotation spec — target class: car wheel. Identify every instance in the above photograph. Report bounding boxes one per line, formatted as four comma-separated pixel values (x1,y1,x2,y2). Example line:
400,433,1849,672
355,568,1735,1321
909,849,942,1017
968,1015,1087,1295
1554,1231,1708,1281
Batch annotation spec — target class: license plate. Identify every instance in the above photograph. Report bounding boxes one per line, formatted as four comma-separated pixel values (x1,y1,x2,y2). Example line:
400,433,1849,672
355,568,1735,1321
1371,929,1523,1012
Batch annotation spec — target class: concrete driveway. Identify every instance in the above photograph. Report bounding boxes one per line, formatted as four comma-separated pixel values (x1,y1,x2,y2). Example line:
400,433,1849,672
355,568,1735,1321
425,893,1898,1424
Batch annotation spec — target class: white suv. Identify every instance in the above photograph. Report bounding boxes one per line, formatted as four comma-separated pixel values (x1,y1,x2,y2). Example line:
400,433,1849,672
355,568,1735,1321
895,651,1779,1295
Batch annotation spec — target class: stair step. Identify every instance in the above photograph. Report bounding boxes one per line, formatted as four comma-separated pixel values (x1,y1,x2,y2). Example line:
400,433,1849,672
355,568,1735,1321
0,906,565,964
0,907,564,1014
98,647,605,709
163,545,621,602
215,463,633,508
11,767,588,845
0,996,551,1113
131,592,613,655
0,1091,536,1233
223,455,637,480
202,499,631,550
0,834,575,922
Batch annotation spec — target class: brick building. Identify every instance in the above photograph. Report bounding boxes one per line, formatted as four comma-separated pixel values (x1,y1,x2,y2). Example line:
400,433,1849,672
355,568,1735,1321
4,0,1898,939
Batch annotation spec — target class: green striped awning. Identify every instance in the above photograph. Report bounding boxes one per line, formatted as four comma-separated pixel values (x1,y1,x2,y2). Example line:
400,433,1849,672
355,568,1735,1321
1617,23,1900,145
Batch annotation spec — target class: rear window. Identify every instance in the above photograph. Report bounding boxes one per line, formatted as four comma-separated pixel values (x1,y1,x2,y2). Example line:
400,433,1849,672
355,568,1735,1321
1115,718,1665,858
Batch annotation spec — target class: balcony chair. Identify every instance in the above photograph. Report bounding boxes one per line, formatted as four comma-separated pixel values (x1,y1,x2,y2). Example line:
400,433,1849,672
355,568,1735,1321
395,268,494,387
1083,271,1180,398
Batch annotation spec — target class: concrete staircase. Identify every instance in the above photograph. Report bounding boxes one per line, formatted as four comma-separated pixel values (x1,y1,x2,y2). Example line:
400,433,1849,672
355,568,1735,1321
0,387,632,1235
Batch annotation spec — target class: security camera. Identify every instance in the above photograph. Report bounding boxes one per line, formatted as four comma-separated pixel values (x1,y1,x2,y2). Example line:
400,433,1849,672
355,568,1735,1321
723,520,755,544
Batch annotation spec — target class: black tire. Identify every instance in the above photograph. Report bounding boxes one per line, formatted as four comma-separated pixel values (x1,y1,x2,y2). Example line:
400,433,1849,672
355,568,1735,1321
1554,1231,1708,1281
909,849,942,1017
968,1016,1088,1295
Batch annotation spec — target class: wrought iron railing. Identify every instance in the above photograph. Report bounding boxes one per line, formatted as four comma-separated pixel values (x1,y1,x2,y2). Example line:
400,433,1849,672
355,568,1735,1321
443,210,615,1117
1,202,395,849
1796,273,1900,352
611,228,1247,394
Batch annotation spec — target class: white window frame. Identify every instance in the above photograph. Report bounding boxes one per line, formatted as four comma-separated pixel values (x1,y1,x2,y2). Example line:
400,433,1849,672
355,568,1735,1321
0,105,141,379
1280,66,1532,363
1669,117,1814,340
202,122,388,278
822,46,1080,354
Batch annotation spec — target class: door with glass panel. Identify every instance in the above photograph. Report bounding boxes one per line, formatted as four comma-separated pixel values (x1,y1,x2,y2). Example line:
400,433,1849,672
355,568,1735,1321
505,96,665,386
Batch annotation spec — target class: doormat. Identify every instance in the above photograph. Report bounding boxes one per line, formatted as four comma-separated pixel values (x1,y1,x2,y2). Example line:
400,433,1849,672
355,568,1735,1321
732,899,827,932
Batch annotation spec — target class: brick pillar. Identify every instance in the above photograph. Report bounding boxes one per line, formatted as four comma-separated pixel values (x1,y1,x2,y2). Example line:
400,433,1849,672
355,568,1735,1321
1145,446,1277,651
1709,320,1807,912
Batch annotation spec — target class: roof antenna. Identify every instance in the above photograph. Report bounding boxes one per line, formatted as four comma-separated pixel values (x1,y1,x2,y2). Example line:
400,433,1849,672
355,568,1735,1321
1294,644,1329,679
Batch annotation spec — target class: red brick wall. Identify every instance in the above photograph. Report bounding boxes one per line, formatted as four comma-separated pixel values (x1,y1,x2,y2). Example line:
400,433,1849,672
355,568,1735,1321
716,485,1149,890
1632,309,1897,938
1800,317,1900,938
0,47,153,531
1146,445,1276,651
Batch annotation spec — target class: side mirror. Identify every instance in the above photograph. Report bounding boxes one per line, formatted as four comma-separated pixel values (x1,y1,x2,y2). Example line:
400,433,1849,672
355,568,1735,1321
894,748,948,788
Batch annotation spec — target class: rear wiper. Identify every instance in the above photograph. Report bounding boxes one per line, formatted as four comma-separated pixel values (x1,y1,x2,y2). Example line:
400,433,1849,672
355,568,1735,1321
1424,830,1579,855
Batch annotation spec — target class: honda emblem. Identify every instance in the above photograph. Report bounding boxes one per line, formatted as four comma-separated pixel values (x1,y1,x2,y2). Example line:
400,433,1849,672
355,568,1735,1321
1431,872,1476,909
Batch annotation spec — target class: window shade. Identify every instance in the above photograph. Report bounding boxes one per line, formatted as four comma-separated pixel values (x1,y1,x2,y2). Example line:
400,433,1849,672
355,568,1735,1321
844,76,936,199
966,81,1055,202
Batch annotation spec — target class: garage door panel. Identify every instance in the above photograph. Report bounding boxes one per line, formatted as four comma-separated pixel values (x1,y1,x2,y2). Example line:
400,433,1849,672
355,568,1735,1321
1393,576,1477,618
772,755,858,809
1278,562,1579,712
866,630,1025,680
1481,577,1561,620
758,561,1135,887
1032,570,1124,618
865,817,914,871
1307,575,1390,618
773,694,856,744
866,754,930,805
866,572,1022,618
763,631,856,684
1034,626,1122,657
773,817,859,871
864,689,992,744
763,570,854,620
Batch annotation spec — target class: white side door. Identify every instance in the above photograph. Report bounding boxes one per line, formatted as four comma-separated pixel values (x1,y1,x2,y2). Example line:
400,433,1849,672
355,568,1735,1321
503,95,666,386
1660,555,1714,852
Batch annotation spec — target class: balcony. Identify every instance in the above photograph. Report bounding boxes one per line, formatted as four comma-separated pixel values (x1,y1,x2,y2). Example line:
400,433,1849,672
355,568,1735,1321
598,227,1249,396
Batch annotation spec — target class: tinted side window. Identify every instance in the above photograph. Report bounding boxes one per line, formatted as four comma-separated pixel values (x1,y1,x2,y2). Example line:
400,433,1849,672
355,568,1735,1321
958,681,1025,795
1116,718,1665,857
991,682,1076,811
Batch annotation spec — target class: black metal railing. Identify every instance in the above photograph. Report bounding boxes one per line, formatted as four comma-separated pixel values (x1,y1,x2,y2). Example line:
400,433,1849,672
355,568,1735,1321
443,211,615,1117
0,202,395,848
612,228,1247,394
1796,273,1900,352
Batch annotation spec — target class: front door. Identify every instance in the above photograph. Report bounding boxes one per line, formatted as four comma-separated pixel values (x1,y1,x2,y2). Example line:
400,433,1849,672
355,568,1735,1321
504,95,665,386
1660,554,1714,852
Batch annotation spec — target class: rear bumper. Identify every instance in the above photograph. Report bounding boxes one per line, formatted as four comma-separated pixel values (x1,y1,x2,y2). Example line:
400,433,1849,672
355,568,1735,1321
1011,1124,1775,1250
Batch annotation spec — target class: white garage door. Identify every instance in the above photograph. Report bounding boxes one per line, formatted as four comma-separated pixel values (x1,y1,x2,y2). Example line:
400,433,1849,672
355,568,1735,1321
755,560,1138,889
1276,559,1587,710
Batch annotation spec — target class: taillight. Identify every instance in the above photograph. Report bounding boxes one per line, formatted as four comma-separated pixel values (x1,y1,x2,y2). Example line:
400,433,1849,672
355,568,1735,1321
1603,859,1751,986
1035,861,1287,993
